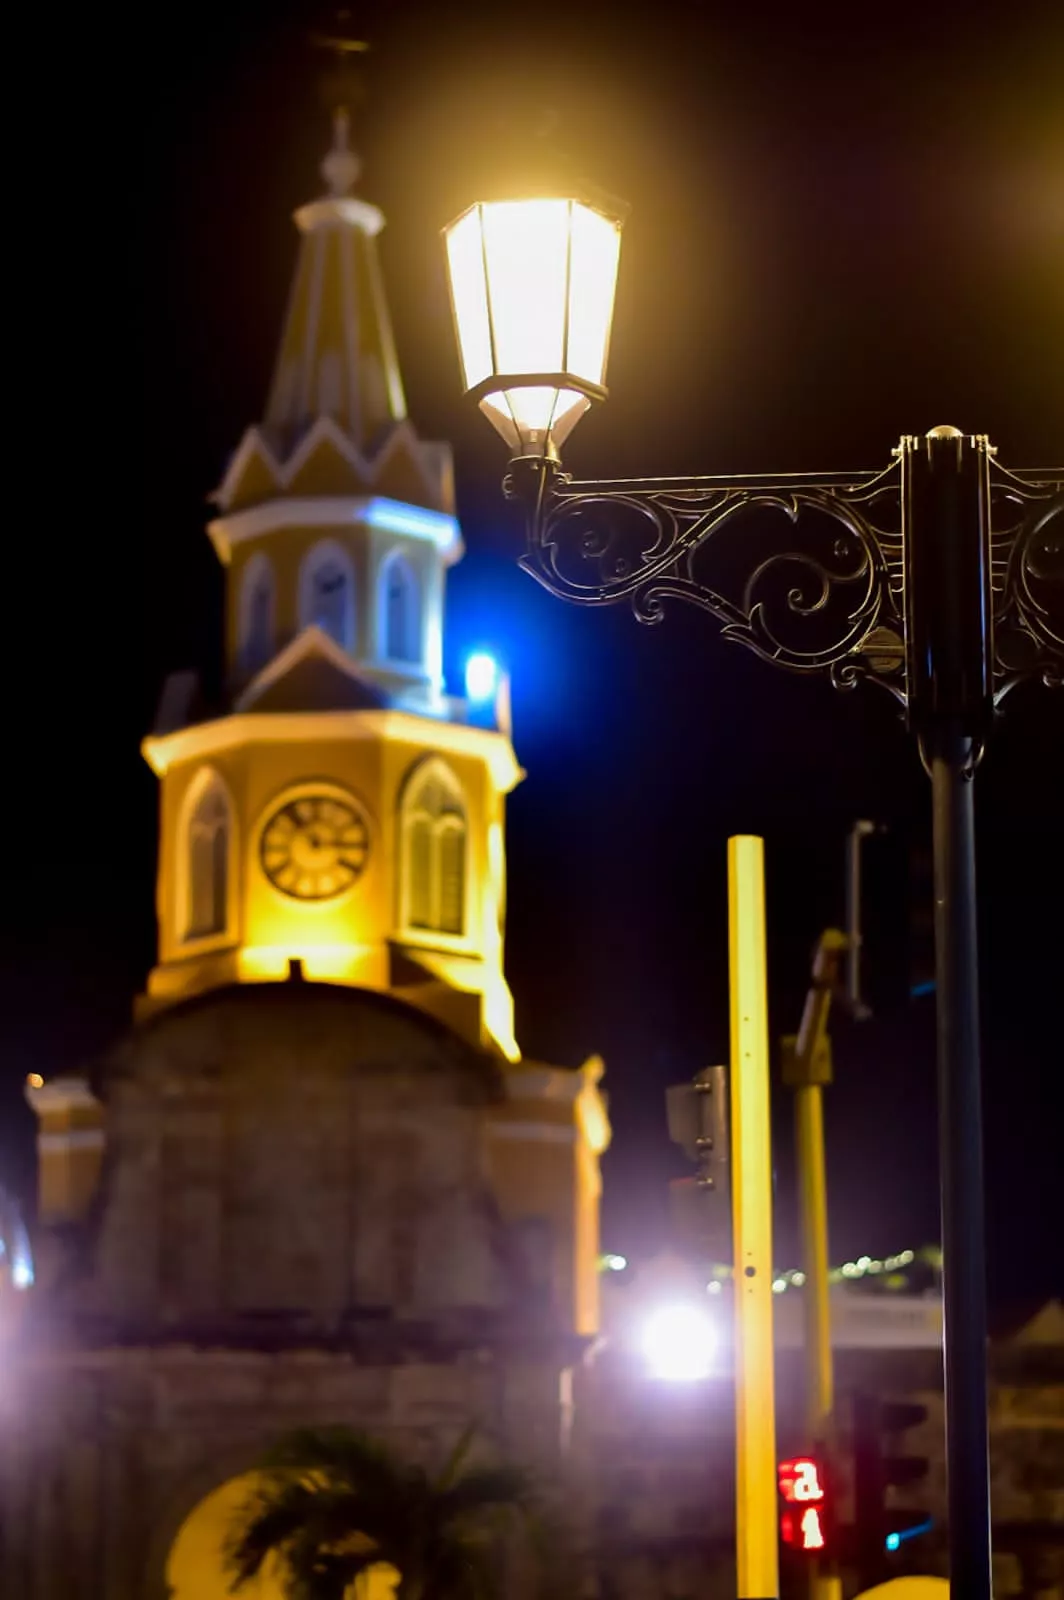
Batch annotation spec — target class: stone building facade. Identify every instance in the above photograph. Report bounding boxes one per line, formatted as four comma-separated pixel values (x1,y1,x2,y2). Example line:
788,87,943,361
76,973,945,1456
2,985,603,1597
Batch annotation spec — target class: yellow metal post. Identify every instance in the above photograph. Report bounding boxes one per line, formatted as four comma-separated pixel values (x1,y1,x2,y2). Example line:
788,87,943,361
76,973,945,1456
795,1083,834,1438
728,836,778,1600
795,1083,842,1600
783,927,848,1600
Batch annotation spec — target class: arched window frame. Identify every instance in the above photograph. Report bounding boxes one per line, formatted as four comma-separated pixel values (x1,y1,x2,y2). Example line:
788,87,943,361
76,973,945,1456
178,767,236,949
237,550,276,678
377,549,422,668
297,537,357,652
397,757,470,945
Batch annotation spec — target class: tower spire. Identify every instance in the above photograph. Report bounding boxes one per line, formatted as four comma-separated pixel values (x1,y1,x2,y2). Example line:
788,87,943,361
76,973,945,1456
248,25,411,463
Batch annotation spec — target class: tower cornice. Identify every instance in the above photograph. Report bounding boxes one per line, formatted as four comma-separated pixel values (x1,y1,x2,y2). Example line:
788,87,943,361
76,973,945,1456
295,196,384,236
208,492,462,566
141,709,524,794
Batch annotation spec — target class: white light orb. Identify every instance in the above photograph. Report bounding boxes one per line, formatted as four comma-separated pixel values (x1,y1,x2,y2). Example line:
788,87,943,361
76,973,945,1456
465,652,499,703
642,1302,716,1382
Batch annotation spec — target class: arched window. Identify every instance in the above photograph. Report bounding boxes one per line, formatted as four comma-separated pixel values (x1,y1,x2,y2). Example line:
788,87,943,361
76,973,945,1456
298,539,356,651
184,770,232,941
400,758,467,938
380,552,420,664
238,552,275,676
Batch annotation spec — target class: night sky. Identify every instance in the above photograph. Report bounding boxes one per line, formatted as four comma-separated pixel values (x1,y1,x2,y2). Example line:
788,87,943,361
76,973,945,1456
4,1,1062,1308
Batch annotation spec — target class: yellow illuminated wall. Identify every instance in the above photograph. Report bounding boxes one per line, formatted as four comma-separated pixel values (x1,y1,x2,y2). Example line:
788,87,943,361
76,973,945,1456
166,1472,398,1599
141,710,520,1060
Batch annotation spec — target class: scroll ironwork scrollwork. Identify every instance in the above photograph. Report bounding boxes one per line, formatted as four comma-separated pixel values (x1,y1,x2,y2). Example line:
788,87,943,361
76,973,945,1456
987,461,1063,701
503,448,1063,715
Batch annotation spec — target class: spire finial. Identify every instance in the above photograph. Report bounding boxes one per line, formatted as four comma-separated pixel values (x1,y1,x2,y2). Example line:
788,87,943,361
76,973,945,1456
312,10,370,196
322,105,361,196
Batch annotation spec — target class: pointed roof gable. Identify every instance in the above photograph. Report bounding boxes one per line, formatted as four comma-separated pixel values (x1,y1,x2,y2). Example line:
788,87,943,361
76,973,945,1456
214,411,454,518
210,108,458,529
234,626,393,715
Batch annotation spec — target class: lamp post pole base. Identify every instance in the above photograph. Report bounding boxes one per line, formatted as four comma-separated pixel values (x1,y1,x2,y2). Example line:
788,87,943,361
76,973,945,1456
931,727,993,1600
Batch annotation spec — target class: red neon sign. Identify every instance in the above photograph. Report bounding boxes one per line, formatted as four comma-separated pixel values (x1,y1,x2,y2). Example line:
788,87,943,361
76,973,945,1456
780,1504,827,1551
778,1456,825,1504
778,1457,829,1553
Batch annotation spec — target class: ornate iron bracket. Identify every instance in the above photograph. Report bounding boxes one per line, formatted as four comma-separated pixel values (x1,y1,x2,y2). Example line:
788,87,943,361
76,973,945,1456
504,445,1063,727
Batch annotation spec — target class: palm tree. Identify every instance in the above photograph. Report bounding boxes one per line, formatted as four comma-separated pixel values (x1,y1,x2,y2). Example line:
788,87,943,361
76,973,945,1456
225,1426,542,1600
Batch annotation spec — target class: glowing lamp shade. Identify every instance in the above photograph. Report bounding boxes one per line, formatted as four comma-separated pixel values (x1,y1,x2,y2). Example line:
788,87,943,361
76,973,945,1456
642,1303,716,1382
444,198,623,457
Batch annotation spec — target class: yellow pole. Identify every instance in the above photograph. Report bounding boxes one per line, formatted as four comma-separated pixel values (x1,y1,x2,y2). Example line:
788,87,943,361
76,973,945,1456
728,835,778,1600
796,1084,842,1600
795,1084,833,1437
786,927,848,1600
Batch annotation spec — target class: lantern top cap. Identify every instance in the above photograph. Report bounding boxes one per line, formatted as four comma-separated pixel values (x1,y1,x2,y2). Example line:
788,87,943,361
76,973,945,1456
447,182,629,228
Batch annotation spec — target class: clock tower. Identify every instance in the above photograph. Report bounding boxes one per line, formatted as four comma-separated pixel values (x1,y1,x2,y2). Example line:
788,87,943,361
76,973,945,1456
7,96,613,1600
140,107,520,1060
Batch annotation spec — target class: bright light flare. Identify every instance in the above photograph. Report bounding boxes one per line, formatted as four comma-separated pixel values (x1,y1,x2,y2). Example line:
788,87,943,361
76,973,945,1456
465,652,499,703
642,1302,716,1382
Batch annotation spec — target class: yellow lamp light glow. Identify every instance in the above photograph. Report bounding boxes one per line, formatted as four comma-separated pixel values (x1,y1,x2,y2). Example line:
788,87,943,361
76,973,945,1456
443,197,623,458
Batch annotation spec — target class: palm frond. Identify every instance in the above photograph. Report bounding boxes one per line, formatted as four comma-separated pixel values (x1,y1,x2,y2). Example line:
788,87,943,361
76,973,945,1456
254,1429,419,1543
284,1532,388,1600
437,1464,534,1521
433,1423,478,1491
261,1427,410,1493
228,1425,546,1600
226,1476,395,1588
226,1477,324,1584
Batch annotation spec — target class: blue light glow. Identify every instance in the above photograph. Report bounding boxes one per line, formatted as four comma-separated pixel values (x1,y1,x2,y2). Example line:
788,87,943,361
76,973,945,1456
465,652,499,703
885,1518,933,1552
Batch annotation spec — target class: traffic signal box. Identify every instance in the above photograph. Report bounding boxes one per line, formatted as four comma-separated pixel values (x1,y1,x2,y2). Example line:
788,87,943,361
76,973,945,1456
778,1455,832,1556
852,1392,933,1583
666,1066,731,1259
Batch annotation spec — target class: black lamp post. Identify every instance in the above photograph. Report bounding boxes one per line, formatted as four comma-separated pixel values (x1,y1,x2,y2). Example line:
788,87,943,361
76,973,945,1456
443,193,1063,1598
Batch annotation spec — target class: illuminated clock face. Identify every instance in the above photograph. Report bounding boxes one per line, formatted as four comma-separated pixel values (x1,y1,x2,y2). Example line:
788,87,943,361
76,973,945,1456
260,792,370,900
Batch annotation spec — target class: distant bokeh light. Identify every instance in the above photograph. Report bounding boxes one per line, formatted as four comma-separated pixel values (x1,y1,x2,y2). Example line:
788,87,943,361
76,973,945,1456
642,1301,716,1381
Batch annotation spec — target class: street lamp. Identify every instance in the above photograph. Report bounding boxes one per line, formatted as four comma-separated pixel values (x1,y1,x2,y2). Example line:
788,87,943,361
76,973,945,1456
444,193,1063,1600
444,196,623,456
